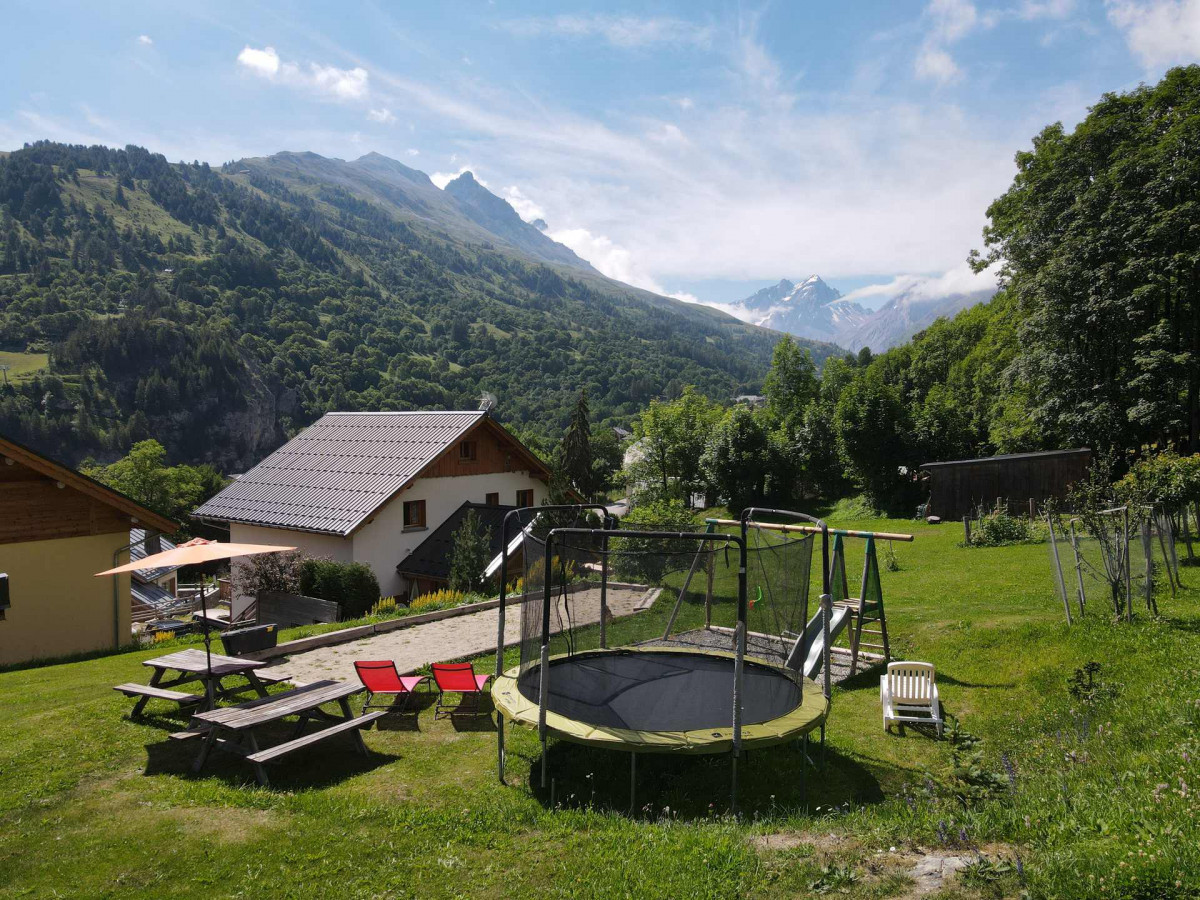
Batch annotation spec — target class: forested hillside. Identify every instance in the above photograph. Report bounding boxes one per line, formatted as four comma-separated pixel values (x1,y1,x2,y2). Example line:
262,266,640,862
0,142,822,469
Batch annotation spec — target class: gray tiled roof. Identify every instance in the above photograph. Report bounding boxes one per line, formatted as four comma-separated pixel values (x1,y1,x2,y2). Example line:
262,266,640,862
194,411,487,535
130,527,178,582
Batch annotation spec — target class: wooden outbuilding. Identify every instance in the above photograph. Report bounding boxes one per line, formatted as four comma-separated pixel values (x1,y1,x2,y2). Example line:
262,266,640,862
920,448,1092,522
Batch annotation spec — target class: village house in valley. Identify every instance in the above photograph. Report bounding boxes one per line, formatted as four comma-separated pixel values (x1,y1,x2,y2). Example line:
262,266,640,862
194,411,552,607
0,434,177,667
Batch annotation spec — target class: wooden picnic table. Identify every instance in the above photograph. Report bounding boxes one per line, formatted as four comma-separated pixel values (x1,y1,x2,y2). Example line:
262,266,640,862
177,680,385,785
113,647,283,715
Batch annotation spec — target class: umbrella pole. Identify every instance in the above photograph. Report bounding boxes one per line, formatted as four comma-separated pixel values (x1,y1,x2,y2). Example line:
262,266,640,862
200,581,214,708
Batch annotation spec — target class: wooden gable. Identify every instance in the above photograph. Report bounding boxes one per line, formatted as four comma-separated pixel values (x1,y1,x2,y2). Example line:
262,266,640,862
416,417,551,481
0,437,176,545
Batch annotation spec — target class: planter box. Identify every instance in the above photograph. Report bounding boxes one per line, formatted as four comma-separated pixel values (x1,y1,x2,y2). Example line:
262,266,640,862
257,591,341,628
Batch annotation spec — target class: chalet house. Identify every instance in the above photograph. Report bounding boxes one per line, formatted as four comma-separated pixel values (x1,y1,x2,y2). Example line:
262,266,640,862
0,434,177,667
194,411,552,608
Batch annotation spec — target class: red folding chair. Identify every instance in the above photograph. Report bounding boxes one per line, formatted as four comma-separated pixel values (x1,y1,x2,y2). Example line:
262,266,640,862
431,662,492,718
354,660,429,714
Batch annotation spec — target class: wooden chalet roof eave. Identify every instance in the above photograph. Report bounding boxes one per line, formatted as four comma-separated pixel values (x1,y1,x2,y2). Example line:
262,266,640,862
0,433,178,536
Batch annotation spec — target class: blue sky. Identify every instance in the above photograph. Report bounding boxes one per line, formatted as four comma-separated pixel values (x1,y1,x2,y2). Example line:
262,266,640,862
3,0,1198,308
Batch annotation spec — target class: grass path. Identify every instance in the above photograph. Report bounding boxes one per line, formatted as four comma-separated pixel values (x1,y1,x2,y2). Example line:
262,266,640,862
1,514,1198,898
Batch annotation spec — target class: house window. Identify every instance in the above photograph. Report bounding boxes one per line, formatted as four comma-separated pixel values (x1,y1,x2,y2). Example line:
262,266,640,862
485,492,499,506
403,499,426,529
516,489,534,508
459,440,477,461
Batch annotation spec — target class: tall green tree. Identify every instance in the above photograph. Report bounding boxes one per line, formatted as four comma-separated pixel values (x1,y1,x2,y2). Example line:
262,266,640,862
627,386,725,506
702,407,773,514
763,336,819,428
974,65,1200,453
833,368,910,504
81,439,227,532
447,509,489,593
561,389,594,499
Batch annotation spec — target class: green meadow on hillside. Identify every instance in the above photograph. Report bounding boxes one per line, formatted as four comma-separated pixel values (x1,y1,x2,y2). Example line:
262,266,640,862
0,350,47,382
0,515,1197,899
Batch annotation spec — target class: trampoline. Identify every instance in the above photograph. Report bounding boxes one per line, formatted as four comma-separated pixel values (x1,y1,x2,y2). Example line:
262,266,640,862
492,505,835,810
492,646,828,753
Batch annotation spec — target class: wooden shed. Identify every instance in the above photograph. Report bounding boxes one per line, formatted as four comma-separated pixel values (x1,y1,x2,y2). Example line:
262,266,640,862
920,449,1092,522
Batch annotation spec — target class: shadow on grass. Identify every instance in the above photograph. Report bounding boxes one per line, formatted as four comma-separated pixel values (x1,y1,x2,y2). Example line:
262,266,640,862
1160,613,1200,635
516,738,888,820
141,722,400,789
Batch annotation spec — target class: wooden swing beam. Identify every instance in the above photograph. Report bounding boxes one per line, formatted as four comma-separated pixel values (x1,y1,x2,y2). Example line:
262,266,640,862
704,518,915,542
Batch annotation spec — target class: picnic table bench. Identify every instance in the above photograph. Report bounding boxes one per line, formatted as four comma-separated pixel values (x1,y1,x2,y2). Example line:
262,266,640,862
176,680,385,785
114,648,287,715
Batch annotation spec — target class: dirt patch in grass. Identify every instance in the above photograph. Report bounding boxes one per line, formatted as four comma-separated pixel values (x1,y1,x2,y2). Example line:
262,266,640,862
161,806,282,844
749,830,850,854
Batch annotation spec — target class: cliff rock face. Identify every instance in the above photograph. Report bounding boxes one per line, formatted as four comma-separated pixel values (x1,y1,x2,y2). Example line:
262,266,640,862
210,356,285,472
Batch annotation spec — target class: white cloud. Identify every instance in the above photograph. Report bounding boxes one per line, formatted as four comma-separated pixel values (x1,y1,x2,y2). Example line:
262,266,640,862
841,263,998,308
1107,0,1200,67
499,14,714,48
677,97,695,110
431,165,485,189
236,45,369,102
915,0,981,84
367,107,395,123
272,15,1052,298
915,47,962,83
929,0,979,42
237,45,280,77
406,148,420,156
502,185,546,222
1018,0,1076,19
550,227,667,292
137,34,153,46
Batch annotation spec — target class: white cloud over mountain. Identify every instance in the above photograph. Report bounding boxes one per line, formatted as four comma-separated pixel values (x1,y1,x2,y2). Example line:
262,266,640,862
237,46,369,102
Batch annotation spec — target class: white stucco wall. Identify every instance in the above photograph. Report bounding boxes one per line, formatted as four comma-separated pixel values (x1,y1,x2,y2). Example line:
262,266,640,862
358,471,545,598
225,472,545,609
229,522,354,618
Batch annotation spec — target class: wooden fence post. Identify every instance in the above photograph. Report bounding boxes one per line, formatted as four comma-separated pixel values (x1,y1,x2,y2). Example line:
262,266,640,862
963,517,972,545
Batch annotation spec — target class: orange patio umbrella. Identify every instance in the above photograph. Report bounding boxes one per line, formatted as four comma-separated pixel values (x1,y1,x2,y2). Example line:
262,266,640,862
96,538,297,678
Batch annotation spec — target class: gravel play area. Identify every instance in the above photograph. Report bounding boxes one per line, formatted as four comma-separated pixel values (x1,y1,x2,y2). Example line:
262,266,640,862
263,585,653,685
641,627,855,683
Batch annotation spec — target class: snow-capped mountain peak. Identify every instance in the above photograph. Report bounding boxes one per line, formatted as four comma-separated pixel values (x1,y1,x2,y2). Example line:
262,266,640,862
732,274,868,341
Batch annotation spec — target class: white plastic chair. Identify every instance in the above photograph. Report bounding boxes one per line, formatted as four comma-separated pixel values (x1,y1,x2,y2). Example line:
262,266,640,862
880,661,943,736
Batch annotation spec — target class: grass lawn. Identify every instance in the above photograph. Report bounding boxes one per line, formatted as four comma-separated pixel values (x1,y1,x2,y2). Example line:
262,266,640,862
0,350,48,383
1,513,1198,898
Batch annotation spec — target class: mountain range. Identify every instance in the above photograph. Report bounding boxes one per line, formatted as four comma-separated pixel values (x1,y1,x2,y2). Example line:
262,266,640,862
725,274,995,352
0,142,837,470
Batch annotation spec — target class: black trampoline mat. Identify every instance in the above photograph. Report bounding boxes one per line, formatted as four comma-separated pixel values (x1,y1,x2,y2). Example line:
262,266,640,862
517,650,802,733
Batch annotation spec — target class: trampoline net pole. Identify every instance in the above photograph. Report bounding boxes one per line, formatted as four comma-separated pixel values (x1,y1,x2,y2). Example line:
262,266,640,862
661,520,713,640
599,518,610,649
495,513,513,784
732,531,747,813
539,533,553,789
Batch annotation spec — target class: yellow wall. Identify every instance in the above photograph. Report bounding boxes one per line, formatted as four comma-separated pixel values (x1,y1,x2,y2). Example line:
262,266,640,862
0,533,131,667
